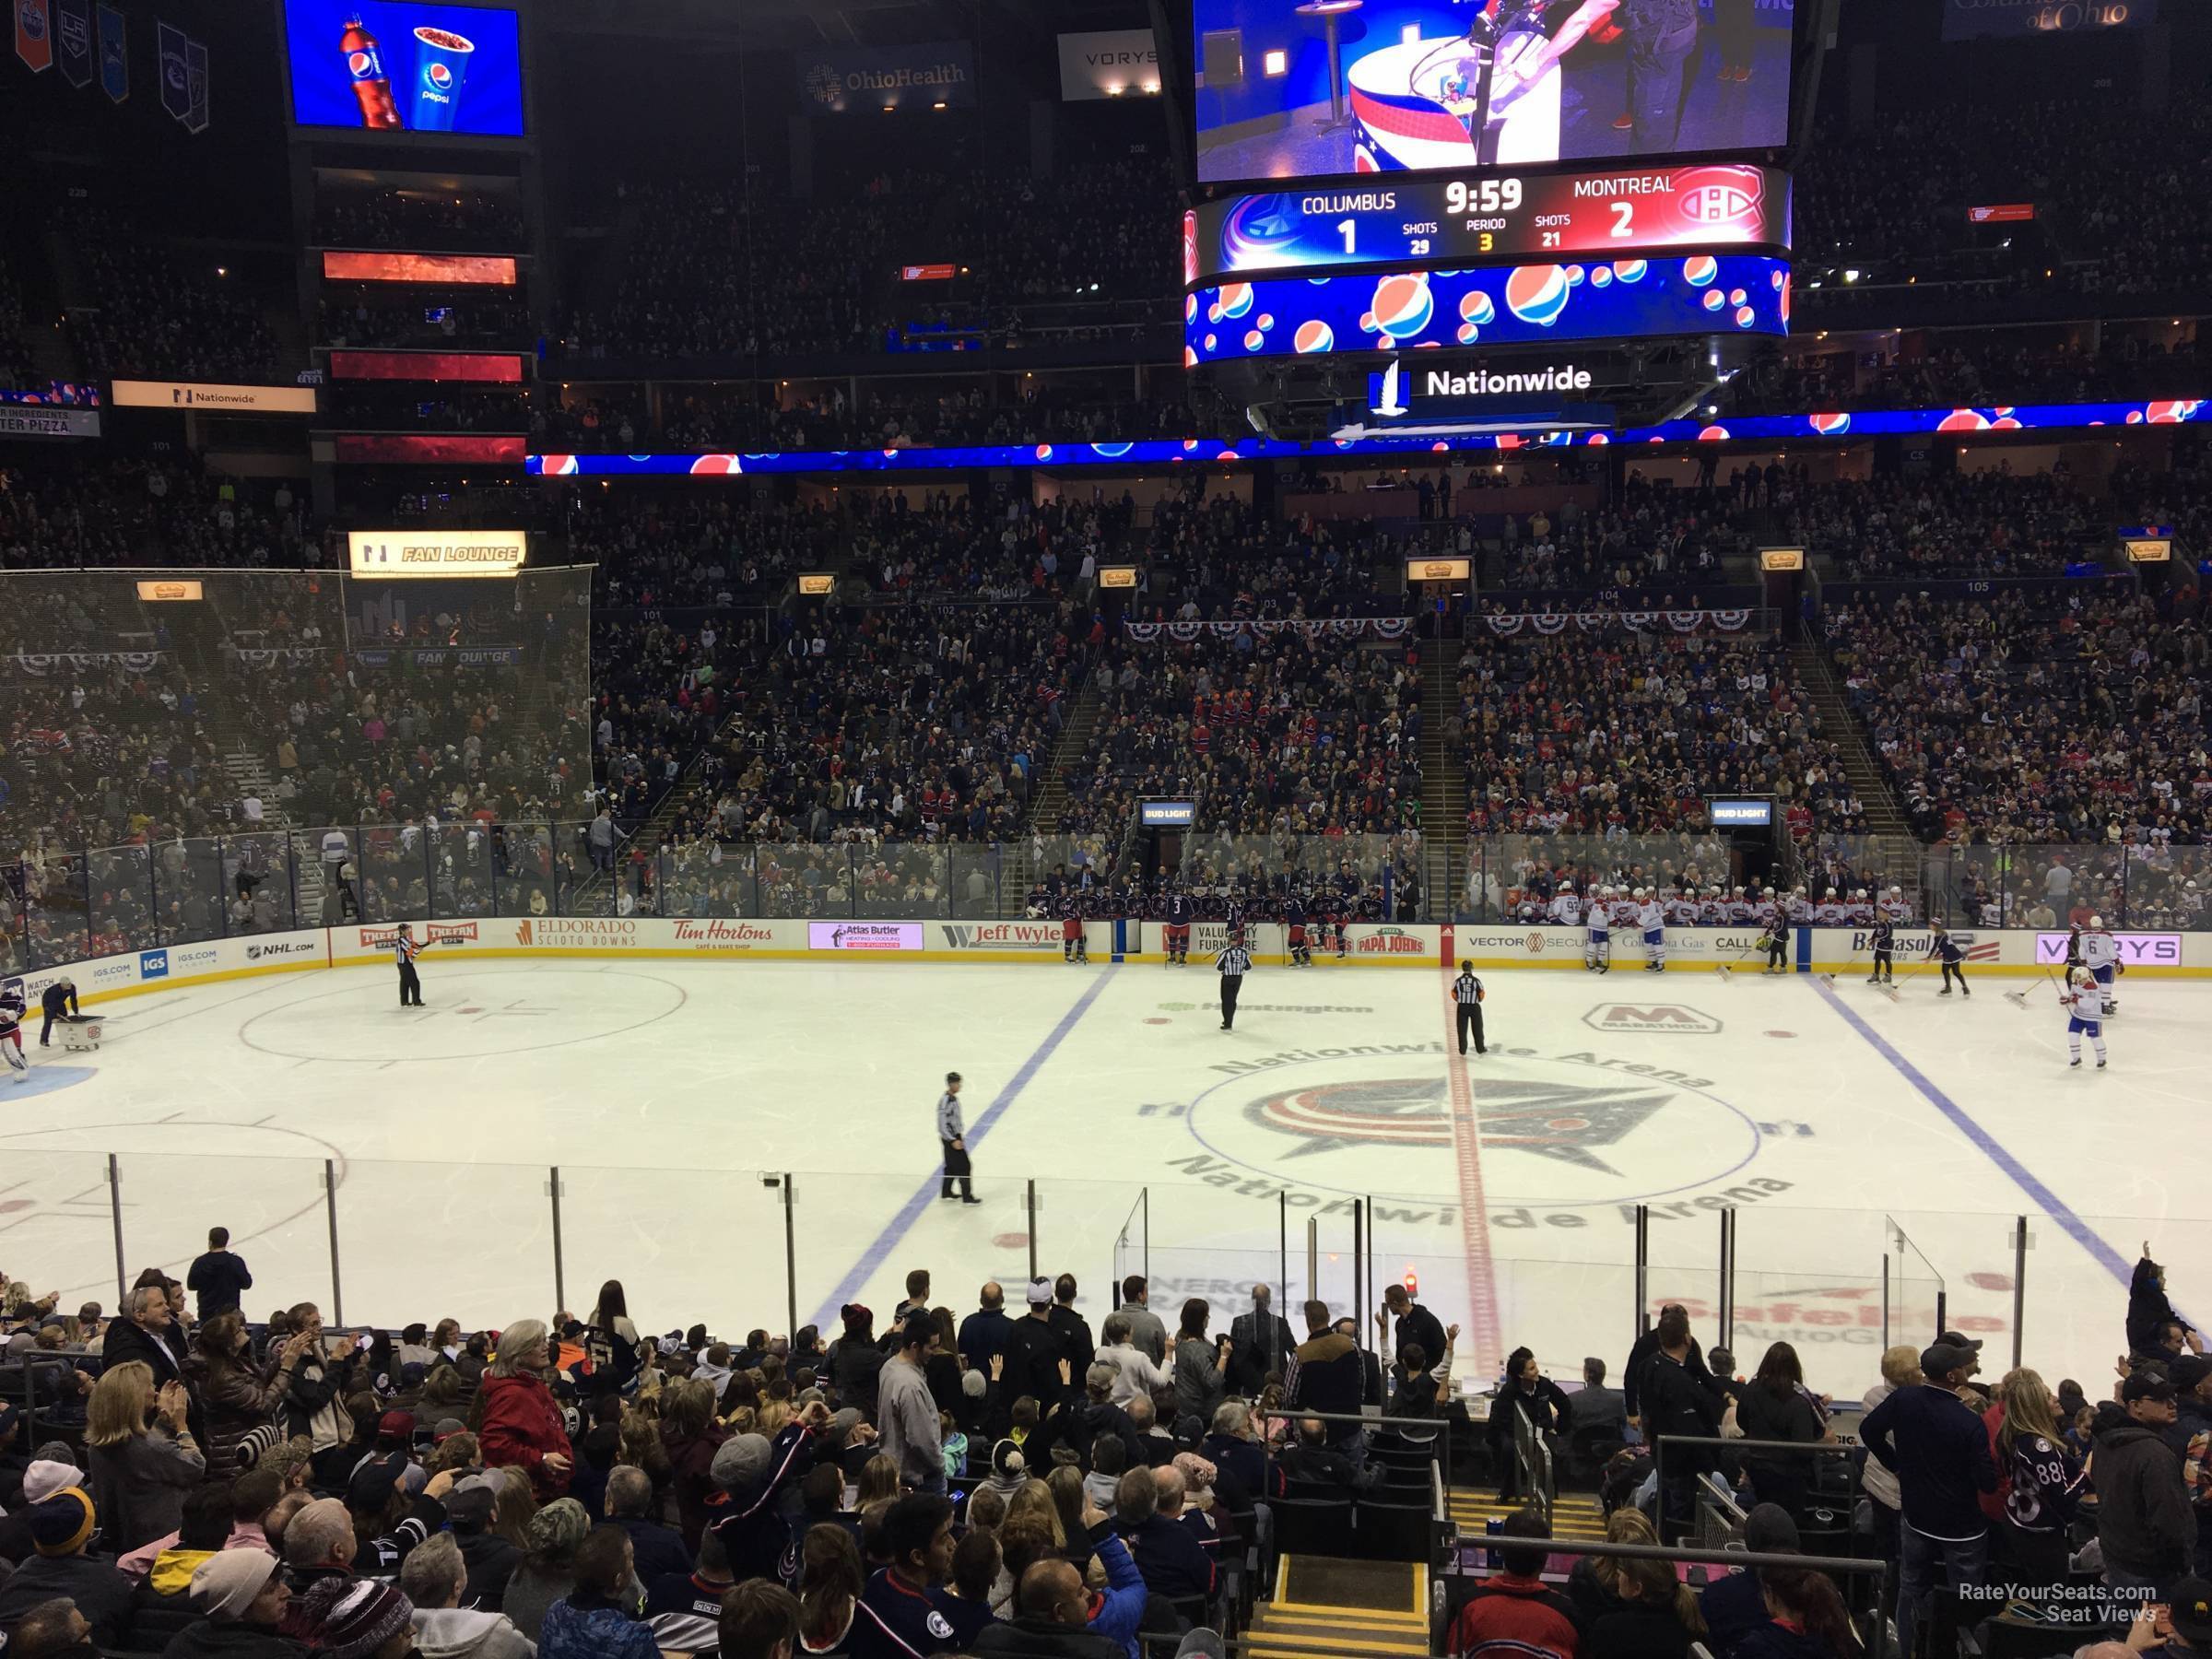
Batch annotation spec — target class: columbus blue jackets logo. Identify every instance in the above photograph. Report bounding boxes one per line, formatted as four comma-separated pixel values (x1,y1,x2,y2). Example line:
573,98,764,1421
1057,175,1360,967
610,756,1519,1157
1248,1075,1676,1176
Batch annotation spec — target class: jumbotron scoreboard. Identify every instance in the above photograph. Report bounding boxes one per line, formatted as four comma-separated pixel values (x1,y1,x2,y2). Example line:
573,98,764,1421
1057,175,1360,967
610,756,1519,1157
1177,2,1800,439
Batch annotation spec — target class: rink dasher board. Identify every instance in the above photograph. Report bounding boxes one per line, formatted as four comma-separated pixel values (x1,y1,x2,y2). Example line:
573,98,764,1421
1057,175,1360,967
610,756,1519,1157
12,920,2208,1010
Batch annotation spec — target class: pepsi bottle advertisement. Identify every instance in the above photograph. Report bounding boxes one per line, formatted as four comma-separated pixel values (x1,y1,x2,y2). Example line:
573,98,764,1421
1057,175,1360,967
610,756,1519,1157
1193,0,1793,185
283,0,524,137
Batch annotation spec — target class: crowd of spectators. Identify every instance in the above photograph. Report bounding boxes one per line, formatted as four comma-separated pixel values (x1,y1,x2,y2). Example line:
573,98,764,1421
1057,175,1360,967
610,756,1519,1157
0,461,312,573
317,294,532,351
14,1235,2212,1659
1729,332,2212,418
1773,468,2100,580
326,388,533,433
58,206,287,385
1825,582,2210,849
1456,624,1859,840
313,188,528,252
1792,97,2212,306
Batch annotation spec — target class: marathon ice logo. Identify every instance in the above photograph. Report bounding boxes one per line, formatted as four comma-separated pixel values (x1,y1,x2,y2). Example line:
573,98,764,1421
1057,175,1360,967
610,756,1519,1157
138,948,168,980
1583,1005,1722,1034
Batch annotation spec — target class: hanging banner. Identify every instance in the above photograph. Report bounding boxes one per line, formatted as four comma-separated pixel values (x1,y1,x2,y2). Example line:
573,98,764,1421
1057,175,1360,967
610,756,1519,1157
183,33,207,132
157,19,187,119
16,0,53,71
1477,607,1756,636
96,0,124,99
54,0,88,84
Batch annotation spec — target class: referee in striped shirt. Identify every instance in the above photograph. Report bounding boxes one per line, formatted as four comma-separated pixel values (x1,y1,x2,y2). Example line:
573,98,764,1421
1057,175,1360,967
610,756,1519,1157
1453,959,1486,1054
392,923,425,1007
1216,935,1253,1030
936,1072,978,1204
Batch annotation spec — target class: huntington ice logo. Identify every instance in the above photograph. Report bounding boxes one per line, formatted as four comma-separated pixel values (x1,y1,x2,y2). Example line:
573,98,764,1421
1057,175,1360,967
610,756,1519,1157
1185,1048,1762,1206
1250,1075,1677,1176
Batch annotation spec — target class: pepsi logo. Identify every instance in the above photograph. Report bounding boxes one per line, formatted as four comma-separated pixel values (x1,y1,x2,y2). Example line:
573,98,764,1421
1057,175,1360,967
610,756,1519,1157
347,50,373,76
425,62,453,90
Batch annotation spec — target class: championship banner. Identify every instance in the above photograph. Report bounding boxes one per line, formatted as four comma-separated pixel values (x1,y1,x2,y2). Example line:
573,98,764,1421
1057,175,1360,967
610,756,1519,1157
157,19,187,119
54,0,88,85
183,33,207,132
96,0,124,100
16,0,53,71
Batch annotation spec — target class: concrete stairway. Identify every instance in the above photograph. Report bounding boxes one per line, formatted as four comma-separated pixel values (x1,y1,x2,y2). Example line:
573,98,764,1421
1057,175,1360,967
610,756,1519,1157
1245,1558,1430,1659
1789,642,1928,910
1419,647,1465,920
1023,678,1103,838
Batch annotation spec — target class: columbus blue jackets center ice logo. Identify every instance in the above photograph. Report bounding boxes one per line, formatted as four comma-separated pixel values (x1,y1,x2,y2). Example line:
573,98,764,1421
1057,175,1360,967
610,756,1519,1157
1249,1075,1677,1177
1182,1049,1763,1206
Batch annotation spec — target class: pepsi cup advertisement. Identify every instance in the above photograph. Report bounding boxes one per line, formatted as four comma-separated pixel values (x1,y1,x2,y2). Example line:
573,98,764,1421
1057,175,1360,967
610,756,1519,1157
1192,0,1793,184
283,0,524,137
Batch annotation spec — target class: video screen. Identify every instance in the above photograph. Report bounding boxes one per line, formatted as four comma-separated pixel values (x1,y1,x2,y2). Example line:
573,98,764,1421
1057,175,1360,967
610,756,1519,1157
1193,0,1792,182
283,0,523,137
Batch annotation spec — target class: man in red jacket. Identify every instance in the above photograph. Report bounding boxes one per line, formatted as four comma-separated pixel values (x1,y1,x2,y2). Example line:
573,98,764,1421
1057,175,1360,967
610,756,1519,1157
1447,1509,1583,1657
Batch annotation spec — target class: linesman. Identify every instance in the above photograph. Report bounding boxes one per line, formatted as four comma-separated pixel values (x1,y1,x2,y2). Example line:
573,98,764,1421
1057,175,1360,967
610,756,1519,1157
392,923,425,1007
1453,960,1486,1055
1216,934,1253,1031
936,1071,979,1204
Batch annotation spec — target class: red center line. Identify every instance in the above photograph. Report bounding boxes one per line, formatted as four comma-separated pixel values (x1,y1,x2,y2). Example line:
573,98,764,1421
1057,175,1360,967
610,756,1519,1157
1441,975,1502,1379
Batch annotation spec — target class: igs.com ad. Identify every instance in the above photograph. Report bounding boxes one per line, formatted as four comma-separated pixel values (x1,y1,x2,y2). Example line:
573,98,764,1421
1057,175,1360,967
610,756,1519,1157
1193,0,1792,182
286,0,524,136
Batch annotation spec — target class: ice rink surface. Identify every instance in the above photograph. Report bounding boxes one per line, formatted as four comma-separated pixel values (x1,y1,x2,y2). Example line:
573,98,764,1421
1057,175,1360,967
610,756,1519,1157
3,954,2199,1397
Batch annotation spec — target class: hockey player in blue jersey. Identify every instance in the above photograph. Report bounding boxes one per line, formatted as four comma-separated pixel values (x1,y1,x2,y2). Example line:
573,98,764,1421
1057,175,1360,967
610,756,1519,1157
2059,967,2108,1069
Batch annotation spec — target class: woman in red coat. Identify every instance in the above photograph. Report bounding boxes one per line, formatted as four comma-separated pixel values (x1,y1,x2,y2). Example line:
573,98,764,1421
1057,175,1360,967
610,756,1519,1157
477,1319,574,1500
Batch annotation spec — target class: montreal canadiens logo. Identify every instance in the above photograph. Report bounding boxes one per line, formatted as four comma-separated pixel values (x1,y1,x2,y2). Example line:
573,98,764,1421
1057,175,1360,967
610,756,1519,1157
425,61,453,90
1675,165,1764,229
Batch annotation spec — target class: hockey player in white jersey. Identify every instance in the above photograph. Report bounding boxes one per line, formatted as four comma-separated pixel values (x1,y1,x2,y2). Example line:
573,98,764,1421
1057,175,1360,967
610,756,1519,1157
1666,888,1700,928
1637,890,1666,971
2058,967,2109,1068
1611,888,1641,936
1725,886,1758,926
1879,886,1914,924
1549,880,1583,929
1784,887,1815,925
1753,888,1781,930
2081,916,2120,1015
1847,889,1876,927
1584,884,1611,972
1815,890,1849,927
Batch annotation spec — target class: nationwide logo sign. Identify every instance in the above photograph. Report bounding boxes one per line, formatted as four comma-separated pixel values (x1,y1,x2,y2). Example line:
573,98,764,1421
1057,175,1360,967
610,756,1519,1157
1248,1074,1677,1175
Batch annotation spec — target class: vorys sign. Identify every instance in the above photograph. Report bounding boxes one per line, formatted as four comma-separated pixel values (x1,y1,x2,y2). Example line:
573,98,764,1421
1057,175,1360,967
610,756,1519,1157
2034,931,2181,966
1057,29,1157,100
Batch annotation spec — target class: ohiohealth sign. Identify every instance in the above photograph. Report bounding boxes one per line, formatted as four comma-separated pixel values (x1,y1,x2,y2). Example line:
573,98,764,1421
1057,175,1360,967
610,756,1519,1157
797,41,972,112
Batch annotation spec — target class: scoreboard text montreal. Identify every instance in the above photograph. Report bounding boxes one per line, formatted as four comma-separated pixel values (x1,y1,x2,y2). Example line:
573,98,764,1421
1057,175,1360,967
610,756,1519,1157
1185,163,1790,288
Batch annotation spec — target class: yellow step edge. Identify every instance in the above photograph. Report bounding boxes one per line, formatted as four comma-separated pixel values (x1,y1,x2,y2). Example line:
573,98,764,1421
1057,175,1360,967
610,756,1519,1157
1244,1631,1427,1656
1264,1604,1429,1628
1276,1559,1428,1618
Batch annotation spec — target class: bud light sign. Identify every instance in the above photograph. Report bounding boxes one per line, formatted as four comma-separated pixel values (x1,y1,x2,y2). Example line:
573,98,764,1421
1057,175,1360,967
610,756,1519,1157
282,0,522,136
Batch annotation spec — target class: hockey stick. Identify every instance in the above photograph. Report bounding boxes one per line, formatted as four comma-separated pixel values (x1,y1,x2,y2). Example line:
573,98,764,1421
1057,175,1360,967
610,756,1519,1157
2005,967,2067,1008
1714,936,1767,978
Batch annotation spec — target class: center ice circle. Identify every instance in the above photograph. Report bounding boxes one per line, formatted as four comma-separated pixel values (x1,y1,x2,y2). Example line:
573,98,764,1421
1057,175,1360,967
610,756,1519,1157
239,966,686,1062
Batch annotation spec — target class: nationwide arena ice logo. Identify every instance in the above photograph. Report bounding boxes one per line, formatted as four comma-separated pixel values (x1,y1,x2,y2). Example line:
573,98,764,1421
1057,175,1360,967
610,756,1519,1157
1247,1075,1677,1175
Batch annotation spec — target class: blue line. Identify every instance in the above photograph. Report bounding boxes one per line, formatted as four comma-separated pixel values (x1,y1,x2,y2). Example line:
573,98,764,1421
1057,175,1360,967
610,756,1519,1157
807,968,1118,1330
1812,979,2135,1288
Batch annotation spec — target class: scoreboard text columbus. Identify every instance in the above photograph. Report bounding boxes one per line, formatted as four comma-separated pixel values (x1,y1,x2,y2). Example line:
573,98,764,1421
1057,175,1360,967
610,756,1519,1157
1185,163,1789,288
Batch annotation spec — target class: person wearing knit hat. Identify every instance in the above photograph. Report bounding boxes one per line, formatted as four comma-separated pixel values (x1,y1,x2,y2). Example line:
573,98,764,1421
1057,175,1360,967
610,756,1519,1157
499,1498,593,1645
0,1488,135,1648
711,1399,831,1591
181,1547,291,1650
301,1575,416,1659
